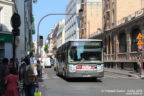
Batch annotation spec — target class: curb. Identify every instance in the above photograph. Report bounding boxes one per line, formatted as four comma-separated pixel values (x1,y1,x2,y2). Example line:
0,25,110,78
104,70,140,79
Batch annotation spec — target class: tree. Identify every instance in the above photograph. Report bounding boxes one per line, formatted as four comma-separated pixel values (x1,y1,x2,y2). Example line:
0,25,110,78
44,43,48,53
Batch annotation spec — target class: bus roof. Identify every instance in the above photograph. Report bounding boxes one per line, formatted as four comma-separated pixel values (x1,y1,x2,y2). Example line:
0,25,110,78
57,39,103,49
67,39,102,42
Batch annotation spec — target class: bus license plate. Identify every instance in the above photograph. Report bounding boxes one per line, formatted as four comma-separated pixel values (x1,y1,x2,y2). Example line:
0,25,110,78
82,75,91,77
82,65,91,69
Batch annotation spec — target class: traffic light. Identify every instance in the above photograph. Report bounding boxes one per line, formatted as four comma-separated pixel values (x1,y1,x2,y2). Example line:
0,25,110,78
39,36,43,46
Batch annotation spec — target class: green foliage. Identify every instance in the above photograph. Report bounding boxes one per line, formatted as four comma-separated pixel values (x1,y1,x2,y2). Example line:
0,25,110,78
44,43,48,53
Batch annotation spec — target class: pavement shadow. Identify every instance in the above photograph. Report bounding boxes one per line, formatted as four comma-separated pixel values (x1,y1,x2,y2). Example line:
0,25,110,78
59,76,103,83
38,76,44,82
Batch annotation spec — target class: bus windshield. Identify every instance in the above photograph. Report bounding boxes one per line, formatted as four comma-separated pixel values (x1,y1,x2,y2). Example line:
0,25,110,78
69,41,102,63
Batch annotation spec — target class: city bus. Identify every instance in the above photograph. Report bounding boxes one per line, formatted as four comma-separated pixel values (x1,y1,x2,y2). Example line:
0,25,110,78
56,39,104,79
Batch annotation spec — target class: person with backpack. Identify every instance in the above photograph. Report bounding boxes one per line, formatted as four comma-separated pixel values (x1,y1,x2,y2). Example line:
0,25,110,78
24,57,39,96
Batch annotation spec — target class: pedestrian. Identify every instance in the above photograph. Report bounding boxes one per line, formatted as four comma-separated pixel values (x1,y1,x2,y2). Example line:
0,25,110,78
9,58,13,69
15,58,19,70
19,58,26,96
41,57,45,69
5,68,19,96
30,53,34,64
24,57,39,96
37,60,42,77
0,58,9,96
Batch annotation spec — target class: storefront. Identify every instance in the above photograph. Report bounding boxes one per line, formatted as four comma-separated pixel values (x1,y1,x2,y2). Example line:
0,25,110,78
0,33,13,63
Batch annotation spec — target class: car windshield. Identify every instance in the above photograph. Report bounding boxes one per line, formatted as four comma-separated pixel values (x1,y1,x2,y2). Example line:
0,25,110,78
69,41,102,63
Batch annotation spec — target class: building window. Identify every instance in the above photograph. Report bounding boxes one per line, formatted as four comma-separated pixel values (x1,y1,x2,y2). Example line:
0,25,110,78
112,36,114,54
131,28,140,52
108,36,110,54
0,42,4,63
119,32,127,53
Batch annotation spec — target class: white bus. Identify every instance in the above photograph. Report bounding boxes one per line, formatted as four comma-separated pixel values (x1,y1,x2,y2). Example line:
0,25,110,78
56,39,104,79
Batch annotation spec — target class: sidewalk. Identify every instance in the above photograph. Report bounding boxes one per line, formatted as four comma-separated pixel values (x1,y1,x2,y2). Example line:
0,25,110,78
104,68,141,79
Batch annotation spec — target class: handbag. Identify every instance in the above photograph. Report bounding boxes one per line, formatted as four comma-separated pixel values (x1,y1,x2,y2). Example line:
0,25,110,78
34,88,42,96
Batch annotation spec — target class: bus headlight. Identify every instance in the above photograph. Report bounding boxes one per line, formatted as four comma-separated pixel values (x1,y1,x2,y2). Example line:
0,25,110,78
97,64,104,72
68,65,76,72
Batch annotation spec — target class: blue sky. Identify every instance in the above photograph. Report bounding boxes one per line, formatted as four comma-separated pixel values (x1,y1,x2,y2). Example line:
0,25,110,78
32,0,69,42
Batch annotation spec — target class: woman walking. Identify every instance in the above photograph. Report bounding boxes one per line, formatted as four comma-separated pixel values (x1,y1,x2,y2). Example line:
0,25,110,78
5,68,19,96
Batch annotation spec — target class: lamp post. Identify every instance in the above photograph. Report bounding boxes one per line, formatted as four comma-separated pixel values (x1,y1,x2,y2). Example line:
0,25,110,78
37,13,75,58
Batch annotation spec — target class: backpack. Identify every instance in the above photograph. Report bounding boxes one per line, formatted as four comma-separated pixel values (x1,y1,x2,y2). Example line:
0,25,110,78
24,64,35,85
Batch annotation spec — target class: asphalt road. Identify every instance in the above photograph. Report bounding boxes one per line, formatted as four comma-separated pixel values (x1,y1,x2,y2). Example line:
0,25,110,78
38,67,144,96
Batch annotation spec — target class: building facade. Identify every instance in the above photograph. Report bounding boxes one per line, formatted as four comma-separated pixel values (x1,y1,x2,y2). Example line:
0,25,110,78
80,0,102,39
0,0,14,62
46,30,54,57
32,40,37,56
14,0,33,60
52,24,59,55
57,19,65,48
101,0,144,72
65,0,81,42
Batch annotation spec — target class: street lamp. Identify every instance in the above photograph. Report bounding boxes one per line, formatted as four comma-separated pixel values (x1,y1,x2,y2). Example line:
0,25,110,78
36,13,75,58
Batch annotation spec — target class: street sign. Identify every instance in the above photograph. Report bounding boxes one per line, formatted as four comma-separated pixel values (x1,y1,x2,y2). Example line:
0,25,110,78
137,33,143,39
137,40,143,45
11,13,21,28
138,45,143,50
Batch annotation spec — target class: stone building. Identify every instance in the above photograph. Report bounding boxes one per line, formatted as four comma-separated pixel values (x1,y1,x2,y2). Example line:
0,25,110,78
99,0,144,72
46,30,54,57
52,24,59,55
57,19,65,48
80,0,102,39
0,0,14,62
65,0,81,42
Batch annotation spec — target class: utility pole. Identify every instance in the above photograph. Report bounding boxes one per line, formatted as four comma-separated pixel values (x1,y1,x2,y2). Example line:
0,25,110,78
11,13,21,67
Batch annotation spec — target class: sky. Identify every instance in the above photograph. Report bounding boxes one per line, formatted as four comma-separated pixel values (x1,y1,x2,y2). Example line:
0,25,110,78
32,0,69,43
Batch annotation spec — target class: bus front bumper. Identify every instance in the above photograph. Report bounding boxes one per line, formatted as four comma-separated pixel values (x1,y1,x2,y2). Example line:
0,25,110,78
66,71,104,78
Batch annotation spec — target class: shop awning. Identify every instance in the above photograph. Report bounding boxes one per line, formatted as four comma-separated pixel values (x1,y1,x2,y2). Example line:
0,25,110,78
0,33,13,42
